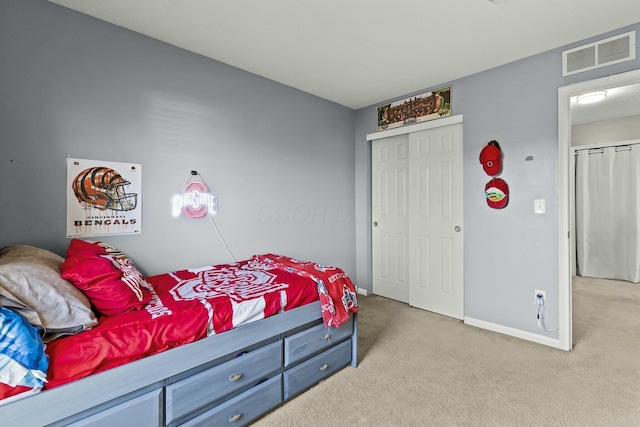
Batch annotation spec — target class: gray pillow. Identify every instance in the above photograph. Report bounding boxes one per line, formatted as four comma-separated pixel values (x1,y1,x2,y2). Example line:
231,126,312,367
0,245,98,342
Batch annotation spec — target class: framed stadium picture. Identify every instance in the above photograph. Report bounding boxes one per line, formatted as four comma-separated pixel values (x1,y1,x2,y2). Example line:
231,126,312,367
376,86,452,131
66,158,142,238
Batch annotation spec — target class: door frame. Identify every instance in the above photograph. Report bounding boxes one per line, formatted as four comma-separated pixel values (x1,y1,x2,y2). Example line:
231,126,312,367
557,68,640,352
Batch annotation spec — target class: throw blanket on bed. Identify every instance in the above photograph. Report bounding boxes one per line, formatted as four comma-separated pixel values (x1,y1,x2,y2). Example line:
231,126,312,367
253,254,358,328
43,255,355,389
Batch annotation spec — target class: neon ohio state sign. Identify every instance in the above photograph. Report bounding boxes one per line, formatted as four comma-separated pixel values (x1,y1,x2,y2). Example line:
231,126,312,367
172,181,218,218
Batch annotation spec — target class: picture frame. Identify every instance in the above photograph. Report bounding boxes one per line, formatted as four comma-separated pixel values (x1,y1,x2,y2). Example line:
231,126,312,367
66,158,142,237
377,86,451,131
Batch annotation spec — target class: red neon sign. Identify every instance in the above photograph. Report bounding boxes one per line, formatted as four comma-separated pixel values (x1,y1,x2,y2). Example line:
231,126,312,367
172,181,217,218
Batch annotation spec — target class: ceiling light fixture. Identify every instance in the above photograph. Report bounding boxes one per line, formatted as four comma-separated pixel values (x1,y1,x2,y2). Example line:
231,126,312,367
576,91,607,104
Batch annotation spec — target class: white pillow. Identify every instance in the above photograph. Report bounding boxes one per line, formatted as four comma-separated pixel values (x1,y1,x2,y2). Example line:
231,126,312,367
0,245,98,342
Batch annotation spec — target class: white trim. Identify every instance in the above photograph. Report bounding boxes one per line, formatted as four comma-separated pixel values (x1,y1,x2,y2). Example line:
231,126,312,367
366,115,463,141
557,68,640,353
558,85,572,352
464,317,562,349
357,287,369,296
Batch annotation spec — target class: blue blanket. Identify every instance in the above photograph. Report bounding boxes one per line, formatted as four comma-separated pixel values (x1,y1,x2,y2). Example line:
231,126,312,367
0,307,48,388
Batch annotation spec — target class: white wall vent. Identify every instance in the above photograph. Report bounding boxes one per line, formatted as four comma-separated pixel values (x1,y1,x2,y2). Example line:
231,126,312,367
562,31,636,76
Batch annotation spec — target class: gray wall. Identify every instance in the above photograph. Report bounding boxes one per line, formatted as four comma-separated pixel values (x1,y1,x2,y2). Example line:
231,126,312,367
354,22,640,337
0,0,356,278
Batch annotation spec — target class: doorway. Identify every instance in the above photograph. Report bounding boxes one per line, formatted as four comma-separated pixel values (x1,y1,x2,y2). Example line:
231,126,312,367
558,68,640,351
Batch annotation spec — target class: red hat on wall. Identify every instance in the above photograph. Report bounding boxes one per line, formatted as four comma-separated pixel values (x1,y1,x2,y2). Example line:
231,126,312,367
485,178,509,209
479,140,502,176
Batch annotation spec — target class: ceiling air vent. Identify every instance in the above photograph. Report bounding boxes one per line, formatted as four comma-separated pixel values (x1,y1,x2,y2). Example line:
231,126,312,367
562,31,636,76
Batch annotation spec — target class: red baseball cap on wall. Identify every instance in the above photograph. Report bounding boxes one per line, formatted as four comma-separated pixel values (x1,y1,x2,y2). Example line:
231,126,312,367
485,178,509,209
479,140,502,176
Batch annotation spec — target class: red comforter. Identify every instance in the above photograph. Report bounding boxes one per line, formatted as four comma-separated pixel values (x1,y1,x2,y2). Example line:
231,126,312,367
42,254,357,390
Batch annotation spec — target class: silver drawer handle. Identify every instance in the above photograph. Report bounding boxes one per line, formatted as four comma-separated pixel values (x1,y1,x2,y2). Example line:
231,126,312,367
321,334,330,340
319,364,329,371
229,373,243,382
229,413,242,422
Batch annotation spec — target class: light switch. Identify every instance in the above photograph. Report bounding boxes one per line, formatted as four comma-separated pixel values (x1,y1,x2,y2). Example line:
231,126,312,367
534,199,546,214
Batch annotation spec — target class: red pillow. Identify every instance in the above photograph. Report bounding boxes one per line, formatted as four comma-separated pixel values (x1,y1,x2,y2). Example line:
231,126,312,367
60,239,152,316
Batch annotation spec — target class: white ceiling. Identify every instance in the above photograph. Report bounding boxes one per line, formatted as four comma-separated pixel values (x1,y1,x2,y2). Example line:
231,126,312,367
49,0,640,110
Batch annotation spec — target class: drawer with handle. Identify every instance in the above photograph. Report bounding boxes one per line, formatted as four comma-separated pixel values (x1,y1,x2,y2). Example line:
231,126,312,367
283,338,352,399
284,316,353,366
66,389,162,427
166,340,282,424
179,375,282,427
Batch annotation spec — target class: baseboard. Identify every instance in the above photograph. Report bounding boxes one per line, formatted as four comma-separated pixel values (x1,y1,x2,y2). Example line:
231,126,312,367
357,287,369,296
464,316,564,350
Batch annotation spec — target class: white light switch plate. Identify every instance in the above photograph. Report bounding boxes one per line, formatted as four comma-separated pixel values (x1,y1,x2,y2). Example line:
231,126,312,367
534,199,546,214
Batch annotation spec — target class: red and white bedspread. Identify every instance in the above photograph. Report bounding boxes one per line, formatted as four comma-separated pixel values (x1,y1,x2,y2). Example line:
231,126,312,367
43,254,357,390
254,254,358,328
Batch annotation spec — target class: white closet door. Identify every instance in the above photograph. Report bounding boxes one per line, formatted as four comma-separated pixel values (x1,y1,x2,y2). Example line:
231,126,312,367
408,125,464,319
372,134,410,303
371,122,464,319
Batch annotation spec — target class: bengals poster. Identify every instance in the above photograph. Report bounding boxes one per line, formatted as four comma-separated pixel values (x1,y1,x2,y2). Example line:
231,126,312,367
66,158,142,238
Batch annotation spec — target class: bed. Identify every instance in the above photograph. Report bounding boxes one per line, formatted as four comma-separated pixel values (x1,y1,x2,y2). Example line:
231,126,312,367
0,242,358,426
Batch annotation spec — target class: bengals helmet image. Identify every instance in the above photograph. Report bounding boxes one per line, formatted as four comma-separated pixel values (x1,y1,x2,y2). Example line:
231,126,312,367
72,167,138,211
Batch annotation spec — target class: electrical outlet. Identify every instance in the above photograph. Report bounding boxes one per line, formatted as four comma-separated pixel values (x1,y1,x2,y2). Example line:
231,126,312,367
535,289,546,305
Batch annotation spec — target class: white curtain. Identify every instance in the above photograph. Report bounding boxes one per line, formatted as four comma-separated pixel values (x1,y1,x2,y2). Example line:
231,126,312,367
575,144,640,283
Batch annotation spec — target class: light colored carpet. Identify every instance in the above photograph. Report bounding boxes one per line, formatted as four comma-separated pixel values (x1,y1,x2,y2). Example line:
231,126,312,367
252,276,640,426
